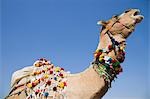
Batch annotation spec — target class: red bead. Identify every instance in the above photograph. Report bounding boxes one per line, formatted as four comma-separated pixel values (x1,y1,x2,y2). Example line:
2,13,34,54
32,82,36,87
110,65,113,69
94,52,102,58
49,70,53,74
41,77,45,81
47,68,51,70
35,89,40,95
42,70,45,73
64,82,67,86
108,45,113,50
38,79,40,83
46,80,51,85
97,52,102,56
112,59,116,63
61,68,64,71
59,73,63,77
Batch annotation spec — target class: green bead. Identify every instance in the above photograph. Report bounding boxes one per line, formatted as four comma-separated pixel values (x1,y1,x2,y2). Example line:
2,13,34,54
113,61,120,67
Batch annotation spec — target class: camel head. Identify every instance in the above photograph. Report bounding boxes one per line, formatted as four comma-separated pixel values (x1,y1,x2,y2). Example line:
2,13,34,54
94,9,143,82
97,9,144,38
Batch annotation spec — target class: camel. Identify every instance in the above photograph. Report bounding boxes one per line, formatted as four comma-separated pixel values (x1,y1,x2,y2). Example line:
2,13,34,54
6,9,143,99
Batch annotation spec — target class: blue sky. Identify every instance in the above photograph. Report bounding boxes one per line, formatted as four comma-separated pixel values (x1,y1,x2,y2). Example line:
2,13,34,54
0,0,149,98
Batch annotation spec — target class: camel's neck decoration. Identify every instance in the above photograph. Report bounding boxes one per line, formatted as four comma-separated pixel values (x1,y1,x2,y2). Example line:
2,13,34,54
6,9,143,99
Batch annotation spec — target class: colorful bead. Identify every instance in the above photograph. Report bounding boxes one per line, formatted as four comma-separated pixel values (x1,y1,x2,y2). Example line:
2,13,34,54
58,82,65,88
36,71,41,75
53,87,57,91
42,70,45,73
40,77,45,81
34,79,39,84
94,52,102,58
112,59,116,63
59,73,63,77
108,45,113,50
120,46,124,50
44,92,49,97
44,74,49,79
61,68,64,71
35,89,40,95
113,61,120,67
35,63,40,67
46,80,51,85
63,82,67,86
110,65,113,69
32,82,37,87
54,77,57,81
27,83,32,88
99,58,104,63
100,53,105,58
55,67,60,72
49,70,53,74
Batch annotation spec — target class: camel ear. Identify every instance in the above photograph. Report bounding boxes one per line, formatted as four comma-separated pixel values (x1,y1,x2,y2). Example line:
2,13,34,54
112,15,119,19
97,21,108,27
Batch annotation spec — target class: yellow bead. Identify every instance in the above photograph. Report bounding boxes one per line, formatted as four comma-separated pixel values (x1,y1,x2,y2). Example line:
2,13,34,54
37,71,41,74
99,57,103,62
44,74,49,79
100,53,105,58
34,80,39,84
58,82,64,88
27,83,32,88
55,67,60,72
120,47,124,50
35,63,40,67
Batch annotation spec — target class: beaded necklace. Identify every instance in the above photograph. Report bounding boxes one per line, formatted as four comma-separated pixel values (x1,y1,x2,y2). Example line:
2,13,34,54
93,36,126,88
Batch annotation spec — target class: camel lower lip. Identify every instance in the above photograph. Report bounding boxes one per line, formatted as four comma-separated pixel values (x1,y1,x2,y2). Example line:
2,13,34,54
131,14,144,21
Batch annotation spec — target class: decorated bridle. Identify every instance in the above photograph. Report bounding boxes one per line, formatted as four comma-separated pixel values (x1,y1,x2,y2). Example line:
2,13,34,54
93,15,134,87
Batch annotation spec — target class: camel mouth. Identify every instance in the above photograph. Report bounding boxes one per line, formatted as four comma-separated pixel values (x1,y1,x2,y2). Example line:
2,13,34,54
131,9,144,23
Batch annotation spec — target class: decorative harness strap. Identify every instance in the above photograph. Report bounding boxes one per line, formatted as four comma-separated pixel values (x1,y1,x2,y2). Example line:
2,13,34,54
104,16,135,38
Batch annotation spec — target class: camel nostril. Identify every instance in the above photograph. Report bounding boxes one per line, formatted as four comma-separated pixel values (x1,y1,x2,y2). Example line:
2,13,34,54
136,17,143,23
141,16,144,20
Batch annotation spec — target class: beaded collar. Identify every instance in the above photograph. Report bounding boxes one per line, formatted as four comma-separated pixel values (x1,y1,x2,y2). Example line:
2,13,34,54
92,34,126,88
